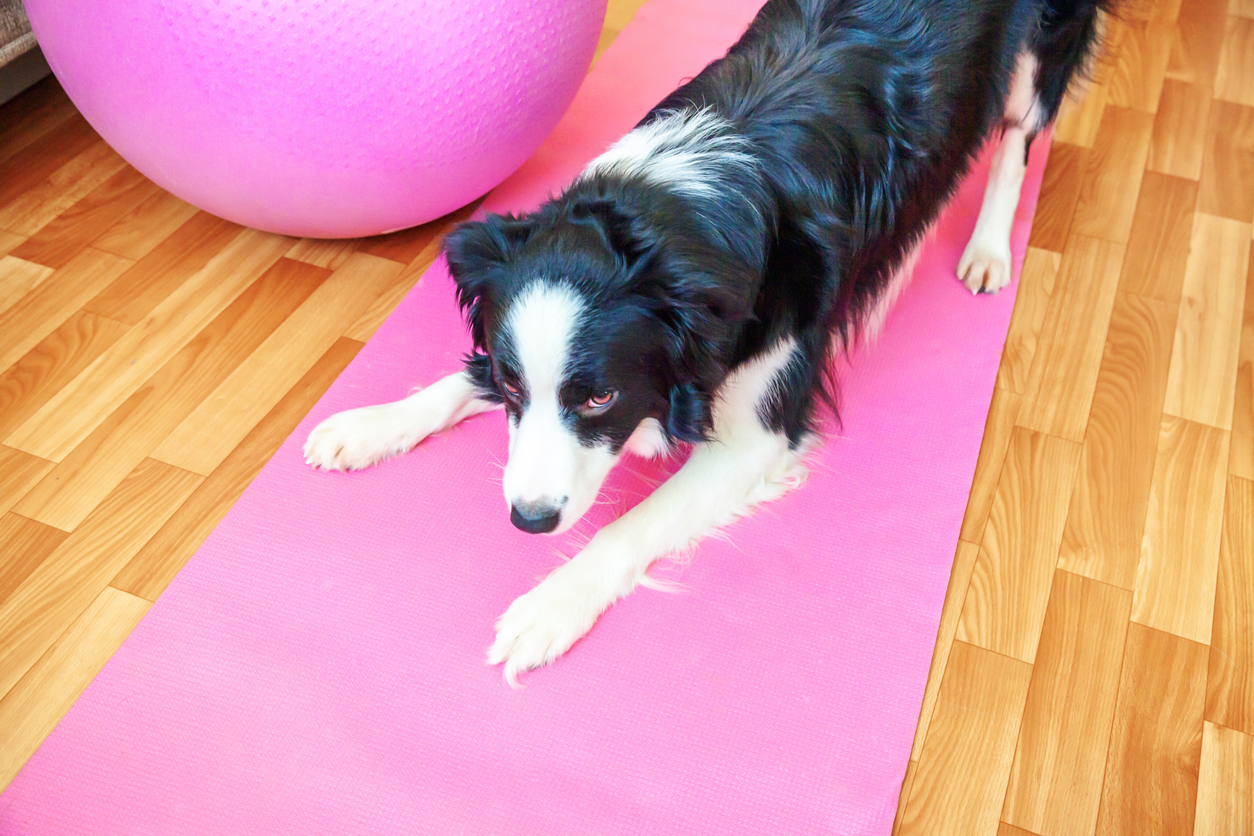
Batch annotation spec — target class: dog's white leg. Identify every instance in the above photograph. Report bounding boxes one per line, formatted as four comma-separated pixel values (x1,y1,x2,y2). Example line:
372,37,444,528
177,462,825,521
959,52,1041,295
303,371,500,471
958,126,1028,295
488,340,810,685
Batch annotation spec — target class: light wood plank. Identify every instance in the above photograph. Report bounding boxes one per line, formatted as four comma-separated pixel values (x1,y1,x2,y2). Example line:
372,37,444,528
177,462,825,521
1053,27,1123,153
0,116,100,212
355,216,450,265
151,252,402,476
960,388,1023,544
10,259,330,531
3,229,293,461
996,248,1061,394
10,166,165,269
113,338,363,602
0,248,134,372
285,237,361,271
892,759,918,836
1095,623,1207,836
1058,292,1178,589
1199,100,1254,222
1165,0,1228,86
1001,571,1132,836
595,26,623,62
0,311,131,441
344,200,480,342
1228,246,1254,479
1132,416,1230,644
911,541,981,762
0,229,23,259
1163,214,1250,430
0,459,200,699
1193,722,1254,835
597,0,647,64
1118,171,1197,303
82,212,244,326
603,0,649,31
1070,106,1155,244
0,513,67,609
997,824,1039,836
0,586,149,792
1149,80,1213,180
899,641,1033,836
10,392,154,530
957,429,1082,663
1206,476,1254,735
1054,86,1107,150
0,80,76,167
0,255,54,318
1215,15,1254,107
90,189,200,262
352,197,483,268
0,141,128,237
0,447,54,519
1108,19,1173,112
343,242,439,343
1018,236,1125,443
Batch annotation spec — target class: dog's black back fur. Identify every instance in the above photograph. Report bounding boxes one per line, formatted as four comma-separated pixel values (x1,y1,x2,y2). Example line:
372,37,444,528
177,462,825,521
446,0,1110,448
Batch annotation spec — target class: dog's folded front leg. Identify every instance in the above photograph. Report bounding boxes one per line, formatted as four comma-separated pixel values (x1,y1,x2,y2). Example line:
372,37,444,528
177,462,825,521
488,420,807,686
304,371,500,471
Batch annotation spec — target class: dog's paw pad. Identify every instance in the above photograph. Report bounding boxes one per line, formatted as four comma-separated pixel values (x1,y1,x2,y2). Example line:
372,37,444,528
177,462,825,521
487,568,605,687
957,236,1013,295
303,407,407,471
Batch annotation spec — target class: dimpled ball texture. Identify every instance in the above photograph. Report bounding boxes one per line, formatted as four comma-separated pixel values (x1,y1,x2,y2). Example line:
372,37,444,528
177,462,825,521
23,0,608,237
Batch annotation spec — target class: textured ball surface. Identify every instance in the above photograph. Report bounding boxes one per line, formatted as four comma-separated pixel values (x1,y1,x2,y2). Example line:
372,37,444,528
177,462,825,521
24,0,606,237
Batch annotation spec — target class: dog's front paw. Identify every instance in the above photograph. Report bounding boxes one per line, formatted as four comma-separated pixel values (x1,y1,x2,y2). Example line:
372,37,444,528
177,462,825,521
303,404,418,471
957,234,1013,295
487,557,620,687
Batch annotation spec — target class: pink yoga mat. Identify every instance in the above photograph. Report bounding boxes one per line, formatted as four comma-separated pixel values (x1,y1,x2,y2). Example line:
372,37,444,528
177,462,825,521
0,1,1049,833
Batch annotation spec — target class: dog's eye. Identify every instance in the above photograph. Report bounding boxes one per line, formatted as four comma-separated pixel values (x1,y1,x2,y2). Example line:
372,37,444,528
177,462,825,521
500,379,521,399
581,390,618,414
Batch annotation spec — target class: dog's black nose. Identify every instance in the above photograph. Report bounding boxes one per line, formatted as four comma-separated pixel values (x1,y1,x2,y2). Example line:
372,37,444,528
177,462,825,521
510,501,563,534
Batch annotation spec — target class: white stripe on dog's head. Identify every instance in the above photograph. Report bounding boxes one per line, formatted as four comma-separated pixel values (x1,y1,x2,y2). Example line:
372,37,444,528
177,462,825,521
507,281,583,397
501,282,619,535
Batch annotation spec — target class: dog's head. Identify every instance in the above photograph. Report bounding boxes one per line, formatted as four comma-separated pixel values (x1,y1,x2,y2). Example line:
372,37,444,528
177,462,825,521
444,190,755,534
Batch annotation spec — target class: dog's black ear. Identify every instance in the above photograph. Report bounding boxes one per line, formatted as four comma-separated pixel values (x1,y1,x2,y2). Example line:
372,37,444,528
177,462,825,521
644,267,745,444
665,382,713,444
443,215,533,348
642,250,759,444
460,351,504,404
568,196,655,270
444,214,533,278
655,297,724,443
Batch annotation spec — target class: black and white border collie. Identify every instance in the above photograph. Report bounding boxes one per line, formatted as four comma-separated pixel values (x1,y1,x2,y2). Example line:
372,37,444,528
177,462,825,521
305,0,1110,684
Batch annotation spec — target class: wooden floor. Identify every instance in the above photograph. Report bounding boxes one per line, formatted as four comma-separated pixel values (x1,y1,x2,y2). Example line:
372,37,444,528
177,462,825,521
0,0,1249,832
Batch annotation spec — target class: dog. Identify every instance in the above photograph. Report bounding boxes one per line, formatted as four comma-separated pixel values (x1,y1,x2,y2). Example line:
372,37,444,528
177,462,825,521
304,0,1110,684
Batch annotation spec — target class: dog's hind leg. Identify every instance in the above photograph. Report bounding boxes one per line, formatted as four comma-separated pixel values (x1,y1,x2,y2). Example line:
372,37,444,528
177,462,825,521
959,0,1110,294
958,53,1040,295
303,371,501,471
487,339,809,685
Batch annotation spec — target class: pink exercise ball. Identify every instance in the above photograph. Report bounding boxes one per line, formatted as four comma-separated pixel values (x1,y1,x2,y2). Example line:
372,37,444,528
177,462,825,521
23,0,607,238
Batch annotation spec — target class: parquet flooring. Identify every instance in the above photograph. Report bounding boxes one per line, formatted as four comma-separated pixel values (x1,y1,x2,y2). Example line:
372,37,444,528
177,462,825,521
0,2,1249,832
900,3,1254,832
